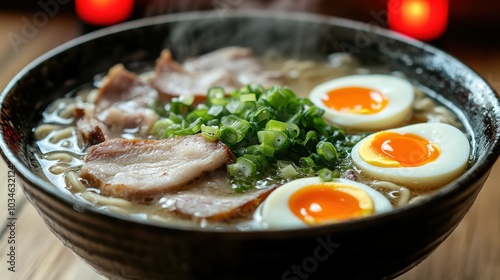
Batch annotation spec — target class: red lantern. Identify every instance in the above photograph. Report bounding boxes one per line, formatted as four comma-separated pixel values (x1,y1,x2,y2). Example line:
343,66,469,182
76,0,134,26
388,0,449,41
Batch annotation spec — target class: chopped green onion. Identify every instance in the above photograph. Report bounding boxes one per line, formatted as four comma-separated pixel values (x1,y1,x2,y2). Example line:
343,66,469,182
318,168,339,181
266,86,292,108
168,112,183,124
236,100,257,116
251,106,275,123
206,119,220,126
169,98,191,115
304,106,324,119
207,105,224,117
272,131,288,151
228,157,257,177
178,94,195,106
259,144,275,157
225,99,240,114
302,131,318,147
152,100,168,117
286,122,300,138
149,84,367,188
240,93,256,103
280,164,299,178
220,115,250,144
316,141,338,161
186,108,210,123
150,118,175,138
246,144,275,157
265,120,286,132
281,87,298,101
241,154,269,169
207,87,227,106
173,117,202,136
257,130,288,151
220,127,239,145
257,130,275,144
299,156,315,168
201,124,220,141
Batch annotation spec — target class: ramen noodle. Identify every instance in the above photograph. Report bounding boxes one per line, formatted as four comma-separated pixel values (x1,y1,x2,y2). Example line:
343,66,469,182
33,47,470,230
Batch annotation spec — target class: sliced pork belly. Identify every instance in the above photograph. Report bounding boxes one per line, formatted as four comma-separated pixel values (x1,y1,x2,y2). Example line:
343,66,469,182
76,116,110,146
159,169,277,221
75,105,111,146
154,47,284,97
97,103,159,136
96,64,159,136
183,46,284,88
80,135,234,201
75,64,160,142
154,50,240,97
182,47,258,73
95,64,157,112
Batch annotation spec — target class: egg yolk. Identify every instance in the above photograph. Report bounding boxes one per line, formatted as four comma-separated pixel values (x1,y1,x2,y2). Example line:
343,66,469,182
288,183,374,225
322,87,388,114
360,132,440,167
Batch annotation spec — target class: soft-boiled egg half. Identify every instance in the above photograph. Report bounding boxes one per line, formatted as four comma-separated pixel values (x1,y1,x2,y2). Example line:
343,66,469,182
351,123,470,188
309,74,415,130
260,177,392,229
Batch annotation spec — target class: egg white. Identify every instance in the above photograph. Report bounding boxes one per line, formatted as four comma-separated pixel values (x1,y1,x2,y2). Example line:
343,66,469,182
351,123,470,189
260,177,392,229
308,74,414,130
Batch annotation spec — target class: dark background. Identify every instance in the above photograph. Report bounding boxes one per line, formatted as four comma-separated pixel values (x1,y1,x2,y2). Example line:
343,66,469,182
2,0,500,28
2,0,499,47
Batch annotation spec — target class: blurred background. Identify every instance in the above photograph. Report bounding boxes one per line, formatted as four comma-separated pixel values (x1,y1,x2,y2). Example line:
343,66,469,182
1,1,499,279
2,0,500,74
2,1,500,29
2,0,500,37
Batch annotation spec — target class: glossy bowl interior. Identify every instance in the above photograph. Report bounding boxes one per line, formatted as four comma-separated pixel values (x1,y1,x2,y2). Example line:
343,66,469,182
1,11,500,280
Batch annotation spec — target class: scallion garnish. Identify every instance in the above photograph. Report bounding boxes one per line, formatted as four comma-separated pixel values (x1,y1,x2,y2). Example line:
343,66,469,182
150,85,367,191
265,120,286,131
201,124,220,141
228,157,257,177
318,168,340,182
316,141,338,162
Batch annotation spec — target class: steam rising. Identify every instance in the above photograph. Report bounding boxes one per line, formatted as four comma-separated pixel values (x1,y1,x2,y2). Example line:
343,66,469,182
142,0,321,17
162,11,328,63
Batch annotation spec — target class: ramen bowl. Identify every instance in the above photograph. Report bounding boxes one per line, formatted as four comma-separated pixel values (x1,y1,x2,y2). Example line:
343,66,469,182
1,11,499,280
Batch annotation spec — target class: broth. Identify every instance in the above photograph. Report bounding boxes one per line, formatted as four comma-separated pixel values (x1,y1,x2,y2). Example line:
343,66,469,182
32,49,469,230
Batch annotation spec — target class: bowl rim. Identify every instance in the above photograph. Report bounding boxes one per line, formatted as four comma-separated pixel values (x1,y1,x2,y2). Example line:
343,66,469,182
1,9,500,236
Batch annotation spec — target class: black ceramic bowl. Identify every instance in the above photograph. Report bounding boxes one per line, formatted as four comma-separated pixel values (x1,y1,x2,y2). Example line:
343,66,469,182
1,11,500,280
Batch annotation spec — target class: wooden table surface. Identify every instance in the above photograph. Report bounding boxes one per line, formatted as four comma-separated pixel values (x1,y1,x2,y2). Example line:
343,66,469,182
0,11,499,280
